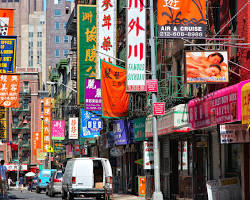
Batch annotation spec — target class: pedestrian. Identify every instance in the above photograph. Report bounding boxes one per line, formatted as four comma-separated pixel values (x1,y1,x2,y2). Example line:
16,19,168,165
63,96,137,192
7,177,13,190
0,160,8,199
19,176,24,192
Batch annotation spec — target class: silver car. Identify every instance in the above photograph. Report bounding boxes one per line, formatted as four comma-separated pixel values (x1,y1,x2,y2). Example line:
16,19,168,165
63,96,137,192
46,170,63,197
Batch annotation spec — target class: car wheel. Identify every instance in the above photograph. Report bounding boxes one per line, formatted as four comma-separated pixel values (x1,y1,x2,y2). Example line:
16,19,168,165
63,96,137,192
36,187,41,193
67,191,74,200
51,190,55,197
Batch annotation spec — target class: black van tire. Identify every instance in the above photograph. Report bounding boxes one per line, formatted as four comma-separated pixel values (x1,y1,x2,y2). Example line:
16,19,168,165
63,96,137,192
67,191,74,200
62,188,67,199
36,187,41,193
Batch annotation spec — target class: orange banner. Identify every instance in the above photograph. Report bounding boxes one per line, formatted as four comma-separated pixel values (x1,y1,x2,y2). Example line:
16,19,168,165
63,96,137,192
101,60,129,118
0,9,14,35
33,132,41,156
43,97,51,152
0,73,20,108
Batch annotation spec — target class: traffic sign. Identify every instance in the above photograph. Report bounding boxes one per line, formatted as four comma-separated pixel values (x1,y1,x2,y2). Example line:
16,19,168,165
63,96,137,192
46,146,53,153
87,117,103,132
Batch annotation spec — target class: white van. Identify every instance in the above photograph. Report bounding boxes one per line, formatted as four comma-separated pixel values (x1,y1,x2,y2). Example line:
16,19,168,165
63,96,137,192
62,157,112,200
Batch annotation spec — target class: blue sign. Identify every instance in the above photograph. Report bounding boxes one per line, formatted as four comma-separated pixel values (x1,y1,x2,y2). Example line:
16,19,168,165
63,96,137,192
80,108,101,138
87,117,103,132
0,36,17,72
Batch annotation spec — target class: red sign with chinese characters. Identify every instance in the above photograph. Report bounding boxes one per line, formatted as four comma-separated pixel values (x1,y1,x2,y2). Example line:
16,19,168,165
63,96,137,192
153,102,165,115
146,79,158,93
33,132,41,156
0,73,20,108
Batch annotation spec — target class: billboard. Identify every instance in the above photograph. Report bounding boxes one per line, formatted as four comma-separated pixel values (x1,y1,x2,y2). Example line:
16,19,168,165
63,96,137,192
185,51,229,83
0,36,17,72
96,0,116,79
52,120,65,140
101,60,129,118
158,0,206,38
85,79,101,111
126,0,146,92
0,9,14,36
77,5,97,104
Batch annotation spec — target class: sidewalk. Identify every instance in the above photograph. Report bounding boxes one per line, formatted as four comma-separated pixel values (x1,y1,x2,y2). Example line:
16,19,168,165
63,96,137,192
112,193,146,200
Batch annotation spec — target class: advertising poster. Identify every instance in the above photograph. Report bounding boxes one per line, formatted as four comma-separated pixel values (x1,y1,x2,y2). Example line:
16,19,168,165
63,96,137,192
80,108,100,138
85,79,101,111
0,36,17,72
144,141,154,169
185,51,229,83
77,5,97,104
0,73,20,108
96,0,116,79
101,60,129,118
52,120,65,140
134,117,146,141
126,0,146,92
69,117,78,139
158,0,206,38
0,9,14,36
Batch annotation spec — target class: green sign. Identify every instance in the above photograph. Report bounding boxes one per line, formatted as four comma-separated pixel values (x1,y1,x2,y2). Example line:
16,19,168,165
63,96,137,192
133,117,146,141
135,158,143,166
39,165,43,170
77,5,97,104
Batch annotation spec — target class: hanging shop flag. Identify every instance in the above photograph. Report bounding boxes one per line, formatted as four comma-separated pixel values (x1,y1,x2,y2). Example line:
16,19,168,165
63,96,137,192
0,9,14,36
185,51,229,83
32,132,41,156
43,97,51,151
77,5,97,104
0,36,17,73
241,82,250,124
158,0,206,38
144,141,154,170
101,60,129,118
96,0,116,79
0,107,7,139
113,119,129,145
134,117,146,141
126,0,146,92
0,73,20,108
52,120,65,140
69,117,79,139
80,108,100,138
85,79,101,111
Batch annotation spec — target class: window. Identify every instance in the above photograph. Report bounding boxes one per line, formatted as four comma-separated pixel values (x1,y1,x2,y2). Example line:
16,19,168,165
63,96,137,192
8,0,13,2
64,50,69,57
37,32,42,37
58,0,62,4
55,36,60,44
64,22,67,29
28,32,33,38
56,22,60,30
28,42,33,48
55,50,60,57
28,58,33,67
64,36,69,43
54,9,62,16
2,0,7,2
37,41,42,47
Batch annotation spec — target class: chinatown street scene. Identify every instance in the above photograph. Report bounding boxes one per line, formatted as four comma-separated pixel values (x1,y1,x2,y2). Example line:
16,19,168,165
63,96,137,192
0,0,249,200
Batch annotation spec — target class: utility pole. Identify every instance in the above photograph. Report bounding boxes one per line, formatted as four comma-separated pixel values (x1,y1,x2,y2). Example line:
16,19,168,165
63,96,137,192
149,0,164,199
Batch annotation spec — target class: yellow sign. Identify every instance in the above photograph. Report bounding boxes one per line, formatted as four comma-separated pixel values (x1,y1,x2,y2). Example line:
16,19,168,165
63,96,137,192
47,146,53,153
241,82,250,124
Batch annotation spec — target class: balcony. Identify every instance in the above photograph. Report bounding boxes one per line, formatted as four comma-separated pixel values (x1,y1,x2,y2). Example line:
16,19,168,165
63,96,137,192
71,36,77,51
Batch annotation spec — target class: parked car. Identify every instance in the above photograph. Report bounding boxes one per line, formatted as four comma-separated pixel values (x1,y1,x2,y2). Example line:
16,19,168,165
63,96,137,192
62,157,112,200
46,170,63,197
36,169,56,193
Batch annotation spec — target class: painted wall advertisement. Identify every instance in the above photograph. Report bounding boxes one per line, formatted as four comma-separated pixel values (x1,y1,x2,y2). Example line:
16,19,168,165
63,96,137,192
158,0,206,38
85,79,101,111
69,117,78,139
96,0,116,79
52,120,65,140
126,0,146,92
0,36,17,73
185,51,229,83
77,5,97,104
144,141,154,170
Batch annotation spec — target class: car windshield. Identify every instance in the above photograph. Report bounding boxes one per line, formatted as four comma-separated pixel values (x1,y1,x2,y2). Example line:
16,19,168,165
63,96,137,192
42,171,51,177
56,172,63,179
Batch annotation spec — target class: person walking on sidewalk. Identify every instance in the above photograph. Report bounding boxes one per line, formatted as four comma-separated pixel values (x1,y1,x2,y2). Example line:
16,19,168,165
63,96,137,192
0,160,8,199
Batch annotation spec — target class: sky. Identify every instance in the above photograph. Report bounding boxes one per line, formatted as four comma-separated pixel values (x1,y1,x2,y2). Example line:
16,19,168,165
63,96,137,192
43,0,74,11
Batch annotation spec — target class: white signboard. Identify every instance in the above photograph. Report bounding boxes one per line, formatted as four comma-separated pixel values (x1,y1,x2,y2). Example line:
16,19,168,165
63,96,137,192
96,0,116,79
220,124,248,144
144,141,154,169
69,117,79,139
6,164,28,171
126,0,146,92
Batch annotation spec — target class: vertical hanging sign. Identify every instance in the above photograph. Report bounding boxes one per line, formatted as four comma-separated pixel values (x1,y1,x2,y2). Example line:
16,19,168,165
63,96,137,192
126,0,146,92
43,98,51,152
69,117,79,139
96,0,116,79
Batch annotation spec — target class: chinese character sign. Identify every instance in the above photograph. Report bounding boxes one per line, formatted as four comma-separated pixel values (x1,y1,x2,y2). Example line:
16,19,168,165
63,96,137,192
32,132,41,156
101,60,129,118
77,5,97,104
85,79,101,111
0,36,17,72
96,0,116,79
0,107,7,139
158,0,206,38
52,120,65,140
69,117,79,139
126,0,146,92
133,117,146,141
0,9,14,36
113,120,128,145
43,97,51,152
0,73,20,108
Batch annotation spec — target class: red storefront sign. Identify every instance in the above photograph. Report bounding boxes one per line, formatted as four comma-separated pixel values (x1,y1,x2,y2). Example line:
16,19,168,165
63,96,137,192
153,102,165,115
